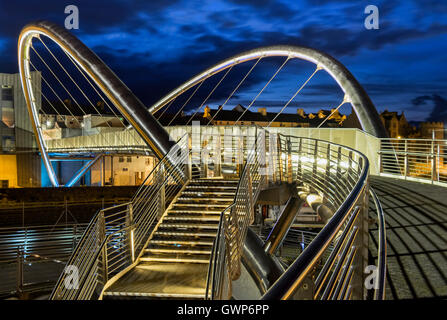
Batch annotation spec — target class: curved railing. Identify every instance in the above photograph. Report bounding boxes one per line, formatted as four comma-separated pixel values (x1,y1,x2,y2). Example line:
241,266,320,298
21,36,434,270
50,134,189,300
206,131,266,299
260,132,370,300
369,188,387,300
206,128,374,300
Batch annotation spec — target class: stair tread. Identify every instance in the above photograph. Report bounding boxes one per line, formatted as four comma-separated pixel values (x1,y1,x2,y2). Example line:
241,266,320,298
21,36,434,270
150,239,214,245
159,223,219,229
146,247,212,254
154,230,216,237
140,253,210,263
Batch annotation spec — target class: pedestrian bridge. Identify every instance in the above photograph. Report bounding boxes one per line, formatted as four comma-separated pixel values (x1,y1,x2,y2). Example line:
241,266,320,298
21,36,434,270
11,20,446,300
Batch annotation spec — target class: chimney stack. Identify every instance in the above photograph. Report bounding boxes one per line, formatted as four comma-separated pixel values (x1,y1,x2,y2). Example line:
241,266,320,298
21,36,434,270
258,107,267,116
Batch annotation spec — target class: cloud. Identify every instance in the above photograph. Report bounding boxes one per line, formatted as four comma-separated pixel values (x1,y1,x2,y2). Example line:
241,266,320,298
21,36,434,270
412,94,447,122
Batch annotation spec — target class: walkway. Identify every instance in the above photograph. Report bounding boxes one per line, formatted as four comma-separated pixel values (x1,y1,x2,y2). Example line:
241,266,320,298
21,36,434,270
369,176,447,299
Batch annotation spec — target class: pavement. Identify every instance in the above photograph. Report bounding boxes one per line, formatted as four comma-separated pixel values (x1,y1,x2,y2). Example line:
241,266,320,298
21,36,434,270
369,176,447,299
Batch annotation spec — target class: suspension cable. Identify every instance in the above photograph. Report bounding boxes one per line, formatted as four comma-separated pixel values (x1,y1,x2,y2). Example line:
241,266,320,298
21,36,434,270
206,57,262,127
62,50,142,146
267,65,321,127
155,98,176,120
316,95,349,129
38,38,132,147
167,81,205,126
30,51,115,147
185,65,233,126
30,60,82,127
234,56,290,125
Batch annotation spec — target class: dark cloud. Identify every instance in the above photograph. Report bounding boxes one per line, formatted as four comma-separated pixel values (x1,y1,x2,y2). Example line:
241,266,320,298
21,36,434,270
412,94,447,123
0,0,446,122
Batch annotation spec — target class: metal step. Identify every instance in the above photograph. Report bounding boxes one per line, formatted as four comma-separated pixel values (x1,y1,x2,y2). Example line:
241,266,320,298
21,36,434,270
154,230,216,237
145,247,212,255
177,197,234,202
103,291,204,299
189,179,239,184
149,238,214,246
185,185,238,190
172,203,229,209
140,253,210,264
163,215,221,222
180,191,235,197
158,222,219,229
167,209,223,215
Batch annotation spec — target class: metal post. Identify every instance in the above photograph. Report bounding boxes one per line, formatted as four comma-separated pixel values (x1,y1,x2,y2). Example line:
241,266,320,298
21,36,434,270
99,213,108,284
404,140,408,179
278,135,284,183
216,133,222,177
127,203,135,262
16,247,24,295
247,165,254,223
431,140,436,184
187,134,192,180
158,165,166,218
312,140,318,182
297,137,303,180
287,137,293,184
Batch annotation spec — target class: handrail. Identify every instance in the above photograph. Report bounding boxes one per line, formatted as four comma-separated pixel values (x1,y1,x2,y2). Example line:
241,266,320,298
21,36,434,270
369,188,387,300
260,132,370,300
379,138,447,185
50,134,189,300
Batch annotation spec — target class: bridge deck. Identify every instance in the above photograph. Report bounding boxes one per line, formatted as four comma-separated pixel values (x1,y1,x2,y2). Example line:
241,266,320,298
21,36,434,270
370,176,447,299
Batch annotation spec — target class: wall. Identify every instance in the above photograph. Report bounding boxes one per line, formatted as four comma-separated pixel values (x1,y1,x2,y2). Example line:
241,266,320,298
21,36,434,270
0,155,18,187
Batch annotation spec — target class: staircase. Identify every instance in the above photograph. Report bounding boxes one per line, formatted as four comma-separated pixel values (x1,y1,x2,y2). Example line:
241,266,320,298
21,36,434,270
102,178,238,299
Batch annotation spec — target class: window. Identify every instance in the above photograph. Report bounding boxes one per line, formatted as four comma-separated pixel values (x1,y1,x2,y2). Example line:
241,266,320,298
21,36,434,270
119,157,124,163
127,157,132,163
1,86,13,101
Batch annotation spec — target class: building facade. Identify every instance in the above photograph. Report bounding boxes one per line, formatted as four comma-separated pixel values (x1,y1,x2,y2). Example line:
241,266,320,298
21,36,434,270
0,72,41,188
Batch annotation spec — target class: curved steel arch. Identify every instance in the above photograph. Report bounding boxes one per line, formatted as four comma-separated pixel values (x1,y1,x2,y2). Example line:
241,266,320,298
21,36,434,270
18,21,174,187
149,45,387,138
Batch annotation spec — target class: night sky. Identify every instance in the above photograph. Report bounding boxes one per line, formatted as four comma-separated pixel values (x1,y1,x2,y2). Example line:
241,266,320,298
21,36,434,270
0,0,446,122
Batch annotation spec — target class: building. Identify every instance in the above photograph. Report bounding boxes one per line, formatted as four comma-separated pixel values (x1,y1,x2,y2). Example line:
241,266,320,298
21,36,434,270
158,104,345,128
379,110,415,138
0,72,41,188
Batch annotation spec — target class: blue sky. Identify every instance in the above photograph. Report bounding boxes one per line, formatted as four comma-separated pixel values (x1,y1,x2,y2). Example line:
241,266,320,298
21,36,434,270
0,0,446,121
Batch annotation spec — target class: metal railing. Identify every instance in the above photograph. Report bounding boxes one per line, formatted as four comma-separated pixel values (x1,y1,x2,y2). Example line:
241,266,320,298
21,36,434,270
50,134,189,300
206,131,266,299
0,224,86,297
369,188,387,300
379,138,447,185
205,129,373,300
48,127,378,300
260,133,370,300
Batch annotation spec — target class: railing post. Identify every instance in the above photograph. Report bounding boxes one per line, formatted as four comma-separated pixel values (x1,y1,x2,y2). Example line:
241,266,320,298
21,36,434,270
158,164,166,218
99,212,108,284
297,137,303,180
247,165,254,223
238,136,244,178
187,134,192,180
312,140,318,182
287,137,293,184
403,140,408,178
216,133,222,177
431,140,437,183
16,247,24,295
127,203,135,263
277,134,284,183
325,143,331,195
